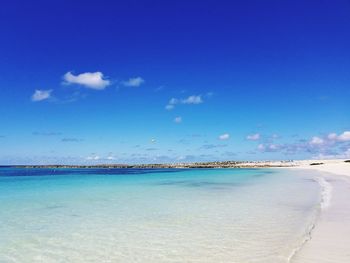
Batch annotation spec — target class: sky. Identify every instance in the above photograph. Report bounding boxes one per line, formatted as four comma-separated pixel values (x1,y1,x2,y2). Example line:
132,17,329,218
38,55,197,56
0,0,350,164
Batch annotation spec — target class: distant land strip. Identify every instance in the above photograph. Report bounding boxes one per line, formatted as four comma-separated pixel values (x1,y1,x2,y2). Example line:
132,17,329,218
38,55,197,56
2,161,297,169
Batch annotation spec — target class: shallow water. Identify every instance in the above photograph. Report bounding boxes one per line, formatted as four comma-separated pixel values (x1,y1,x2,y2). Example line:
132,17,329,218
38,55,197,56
0,168,322,262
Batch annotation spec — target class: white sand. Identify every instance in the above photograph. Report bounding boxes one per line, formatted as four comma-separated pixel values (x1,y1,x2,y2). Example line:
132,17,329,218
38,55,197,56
292,159,350,177
290,159,350,262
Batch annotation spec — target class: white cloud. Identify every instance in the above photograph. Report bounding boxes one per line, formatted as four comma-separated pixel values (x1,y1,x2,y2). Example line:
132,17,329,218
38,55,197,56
257,144,265,151
174,116,182,123
31,89,52,102
269,144,279,150
327,133,338,140
313,148,350,159
86,153,117,161
63,71,110,90
182,95,203,104
219,133,230,140
308,131,350,150
86,155,100,160
309,136,324,146
328,131,350,142
122,77,144,87
165,95,203,110
253,130,350,157
257,143,279,152
246,133,260,141
338,131,350,142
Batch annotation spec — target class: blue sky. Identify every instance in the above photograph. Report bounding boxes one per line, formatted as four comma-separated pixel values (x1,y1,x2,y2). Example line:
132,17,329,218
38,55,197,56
0,0,350,164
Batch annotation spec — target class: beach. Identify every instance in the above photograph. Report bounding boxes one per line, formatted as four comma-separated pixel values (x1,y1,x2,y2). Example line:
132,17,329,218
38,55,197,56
291,159,350,262
2,0,349,261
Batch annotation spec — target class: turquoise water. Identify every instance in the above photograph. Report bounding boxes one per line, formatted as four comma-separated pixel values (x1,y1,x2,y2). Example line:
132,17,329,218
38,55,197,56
0,168,322,262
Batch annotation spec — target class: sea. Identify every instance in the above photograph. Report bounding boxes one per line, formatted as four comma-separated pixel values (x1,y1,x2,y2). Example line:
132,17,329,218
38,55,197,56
0,167,328,262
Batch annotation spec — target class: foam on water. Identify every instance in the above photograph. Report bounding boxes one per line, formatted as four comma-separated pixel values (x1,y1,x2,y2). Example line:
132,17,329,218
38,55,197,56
287,175,333,262
316,176,332,210
0,168,324,263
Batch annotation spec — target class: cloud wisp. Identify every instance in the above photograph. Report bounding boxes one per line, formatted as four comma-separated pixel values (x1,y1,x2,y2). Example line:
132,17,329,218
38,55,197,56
63,71,110,90
122,77,144,87
33,131,62,136
31,89,52,102
174,116,182,123
86,154,101,161
85,153,117,161
182,95,203,104
61,138,83,142
165,95,203,110
257,143,279,152
327,131,350,142
200,144,228,150
218,133,230,141
246,133,260,141
309,136,324,146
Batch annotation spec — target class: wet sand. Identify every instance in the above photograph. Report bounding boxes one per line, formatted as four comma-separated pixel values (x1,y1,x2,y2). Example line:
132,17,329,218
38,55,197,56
292,160,350,262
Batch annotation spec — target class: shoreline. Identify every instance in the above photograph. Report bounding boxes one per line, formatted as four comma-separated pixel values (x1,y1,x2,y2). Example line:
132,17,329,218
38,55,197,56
287,175,331,263
288,160,350,262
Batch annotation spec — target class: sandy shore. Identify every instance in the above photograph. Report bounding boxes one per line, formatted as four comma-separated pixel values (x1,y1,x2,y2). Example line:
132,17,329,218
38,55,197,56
292,159,350,177
290,159,350,262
